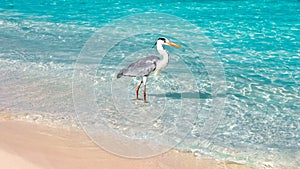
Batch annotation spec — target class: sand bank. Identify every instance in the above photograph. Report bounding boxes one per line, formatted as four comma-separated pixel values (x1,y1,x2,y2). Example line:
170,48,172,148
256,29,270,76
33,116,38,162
0,118,254,169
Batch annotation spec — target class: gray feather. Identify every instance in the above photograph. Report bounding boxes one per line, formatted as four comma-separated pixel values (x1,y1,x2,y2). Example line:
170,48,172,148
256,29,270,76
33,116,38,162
117,56,160,78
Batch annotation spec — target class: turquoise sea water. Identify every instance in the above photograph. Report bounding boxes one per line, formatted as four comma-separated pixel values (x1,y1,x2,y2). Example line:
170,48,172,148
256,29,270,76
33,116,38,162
0,0,299,168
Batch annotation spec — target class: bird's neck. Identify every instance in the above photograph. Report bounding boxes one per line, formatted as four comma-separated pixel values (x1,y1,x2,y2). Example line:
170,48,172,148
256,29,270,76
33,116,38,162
157,45,169,61
157,45,169,69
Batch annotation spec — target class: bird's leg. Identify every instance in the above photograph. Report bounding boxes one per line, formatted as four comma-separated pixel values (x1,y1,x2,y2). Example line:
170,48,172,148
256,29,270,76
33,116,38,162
142,76,147,103
136,81,143,101
143,85,147,103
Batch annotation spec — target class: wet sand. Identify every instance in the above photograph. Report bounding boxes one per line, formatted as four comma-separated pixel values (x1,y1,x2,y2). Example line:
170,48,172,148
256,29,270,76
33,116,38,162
0,115,254,169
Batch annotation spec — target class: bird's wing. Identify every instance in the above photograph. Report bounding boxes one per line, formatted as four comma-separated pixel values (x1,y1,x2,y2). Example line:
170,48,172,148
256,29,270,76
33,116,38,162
118,56,159,77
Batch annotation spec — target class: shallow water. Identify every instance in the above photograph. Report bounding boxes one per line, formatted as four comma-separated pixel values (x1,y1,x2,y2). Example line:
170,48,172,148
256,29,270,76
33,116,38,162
1,0,299,168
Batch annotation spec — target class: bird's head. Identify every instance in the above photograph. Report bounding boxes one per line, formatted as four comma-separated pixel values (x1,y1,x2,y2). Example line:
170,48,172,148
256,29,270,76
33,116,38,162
153,37,182,48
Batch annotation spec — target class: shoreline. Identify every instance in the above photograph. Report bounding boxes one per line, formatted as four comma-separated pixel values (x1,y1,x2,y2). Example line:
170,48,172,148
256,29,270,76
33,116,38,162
0,112,254,169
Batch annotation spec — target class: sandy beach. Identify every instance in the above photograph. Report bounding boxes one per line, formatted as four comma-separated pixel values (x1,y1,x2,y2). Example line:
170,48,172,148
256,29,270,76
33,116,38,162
0,113,255,169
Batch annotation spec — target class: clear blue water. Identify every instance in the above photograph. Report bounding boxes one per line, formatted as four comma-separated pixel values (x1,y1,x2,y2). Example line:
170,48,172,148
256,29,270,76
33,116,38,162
0,0,299,168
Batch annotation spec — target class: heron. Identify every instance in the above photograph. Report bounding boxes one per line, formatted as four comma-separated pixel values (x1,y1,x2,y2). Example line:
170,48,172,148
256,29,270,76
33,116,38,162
117,37,182,103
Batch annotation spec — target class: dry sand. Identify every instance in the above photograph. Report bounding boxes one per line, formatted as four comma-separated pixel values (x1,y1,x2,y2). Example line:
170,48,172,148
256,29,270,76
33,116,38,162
0,118,254,169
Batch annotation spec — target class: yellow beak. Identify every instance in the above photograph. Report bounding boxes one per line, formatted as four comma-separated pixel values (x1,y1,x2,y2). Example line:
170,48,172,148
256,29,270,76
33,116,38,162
167,42,182,48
